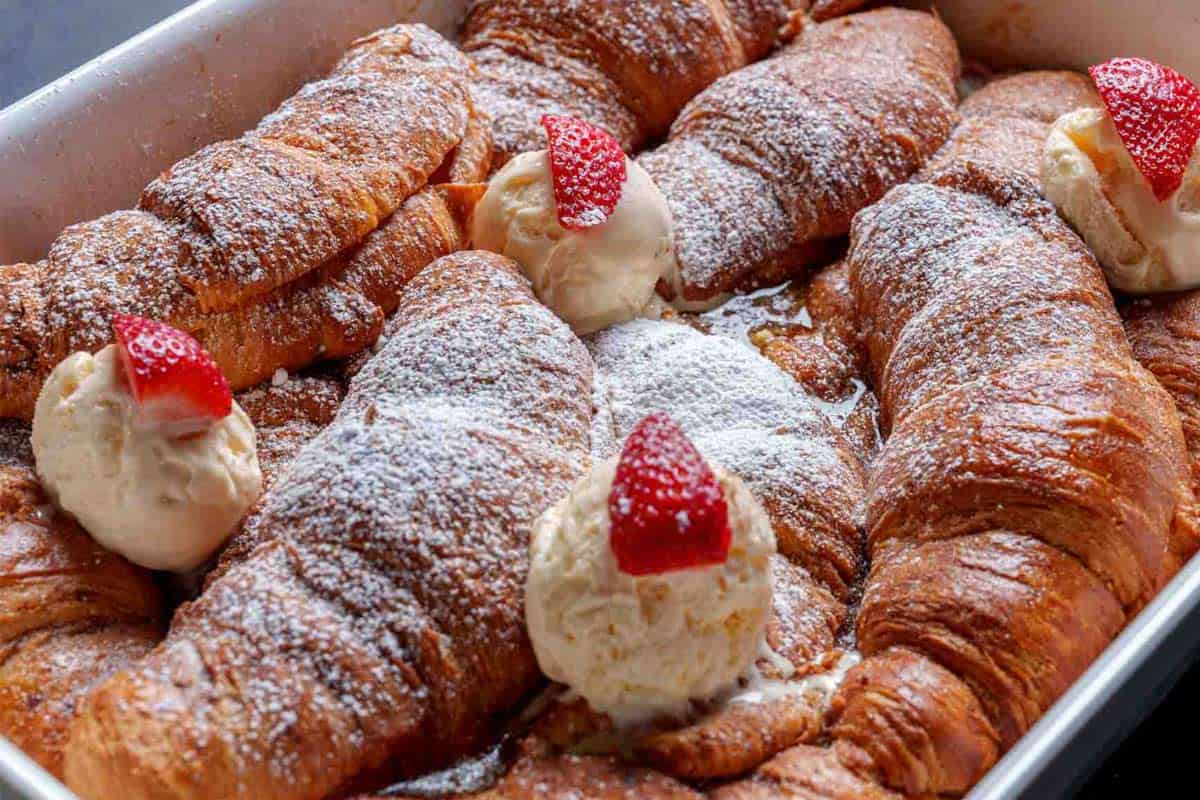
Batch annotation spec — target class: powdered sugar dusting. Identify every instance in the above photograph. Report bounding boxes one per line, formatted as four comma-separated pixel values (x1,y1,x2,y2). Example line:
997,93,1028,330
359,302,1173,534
77,253,593,797
2,24,476,421
639,7,960,303
588,319,865,602
461,1,793,167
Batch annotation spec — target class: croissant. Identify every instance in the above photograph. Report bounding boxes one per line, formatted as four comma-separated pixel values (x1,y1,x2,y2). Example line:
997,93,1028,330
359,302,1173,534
586,319,867,778
639,7,960,307
63,251,595,800
805,70,1197,797
0,421,163,779
376,736,704,800
459,0,803,167
1126,295,1200,495
0,372,344,779
0,23,488,421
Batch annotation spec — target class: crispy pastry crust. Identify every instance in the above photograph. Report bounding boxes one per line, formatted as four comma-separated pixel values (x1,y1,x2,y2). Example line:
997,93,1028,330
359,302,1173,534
640,8,960,305
0,24,489,421
461,0,803,166
0,422,164,778
825,71,1197,796
0,375,342,779
63,252,594,800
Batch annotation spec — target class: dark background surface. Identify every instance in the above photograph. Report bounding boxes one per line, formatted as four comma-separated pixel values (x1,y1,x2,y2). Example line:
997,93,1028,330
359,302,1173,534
0,1,1192,798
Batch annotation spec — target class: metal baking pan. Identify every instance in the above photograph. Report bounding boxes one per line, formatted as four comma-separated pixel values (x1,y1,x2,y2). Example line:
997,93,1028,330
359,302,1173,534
1,0,1198,797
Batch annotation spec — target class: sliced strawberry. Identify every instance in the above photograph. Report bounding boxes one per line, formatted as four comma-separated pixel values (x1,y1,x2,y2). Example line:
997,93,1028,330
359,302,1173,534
541,114,627,230
112,314,232,434
609,412,731,576
1090,57,1200,201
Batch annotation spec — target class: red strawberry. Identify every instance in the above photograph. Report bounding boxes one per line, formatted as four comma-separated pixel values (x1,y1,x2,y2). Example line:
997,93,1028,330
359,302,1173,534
1090,58,1200,201
112,314,232,434
609,412,731,576
541,114,627,230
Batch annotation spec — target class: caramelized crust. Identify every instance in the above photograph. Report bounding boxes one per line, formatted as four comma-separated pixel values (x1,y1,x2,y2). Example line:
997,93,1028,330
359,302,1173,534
857,534,1123,748
809,0,873,21
829,647,999,796
712,744,901,799
636,681,828,780
641,8,960,305
865,354,1184,609
757,261,866,402
1127,295,1200,493
0,24,487,421
64,253,594,800
0,375,342,779
826,71,1198,796
1124,295,1200,574
461,0,801,165
0,422,164,778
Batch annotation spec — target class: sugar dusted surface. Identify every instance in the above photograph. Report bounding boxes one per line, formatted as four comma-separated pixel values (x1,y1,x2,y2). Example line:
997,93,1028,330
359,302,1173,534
640,8,959,302
3,24,477,422
72,253,594,799
588,318,866,604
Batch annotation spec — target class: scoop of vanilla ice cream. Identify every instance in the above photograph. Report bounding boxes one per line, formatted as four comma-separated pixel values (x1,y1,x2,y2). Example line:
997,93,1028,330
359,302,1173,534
1042,106,1200,293
525,456,775,726
32,346,262,572
472,150,676,335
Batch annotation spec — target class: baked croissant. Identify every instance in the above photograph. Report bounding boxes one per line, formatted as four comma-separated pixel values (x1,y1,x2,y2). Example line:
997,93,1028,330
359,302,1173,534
459,0,803,167
200,373,348,587
63,252,595,800
0,23,488,421
1126,295,1200,497
0,422,164,779
640,7,960,307
587,318,866,778
0,373,343,778
807,70,1198,797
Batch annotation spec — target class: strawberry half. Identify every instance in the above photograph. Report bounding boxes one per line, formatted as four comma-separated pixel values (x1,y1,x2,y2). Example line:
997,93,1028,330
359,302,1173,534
1090,57,1200,201
112,314,232,434
541,114,627,230
609,412,731,576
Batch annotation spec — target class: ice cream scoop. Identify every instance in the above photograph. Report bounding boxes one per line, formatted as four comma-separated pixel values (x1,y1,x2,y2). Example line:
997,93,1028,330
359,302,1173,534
32,338,262,572
1042,59,1200,293
1043,106,1200,293
525,414,774,726
472,148,676,335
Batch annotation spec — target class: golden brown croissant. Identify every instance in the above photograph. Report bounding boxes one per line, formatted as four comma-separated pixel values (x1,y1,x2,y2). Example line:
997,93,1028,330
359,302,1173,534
1126,294,1200,493
460,0,804,167
640,7,960,307
0,421,165,778
207,374,348,586
63,251,595,800
1123,295,1200,574
0,23,488,421
0,374,343,779
472,317,860,782
818,70,1197,797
